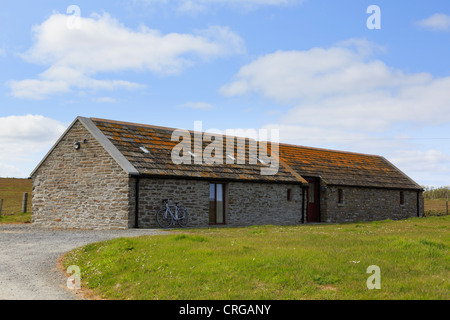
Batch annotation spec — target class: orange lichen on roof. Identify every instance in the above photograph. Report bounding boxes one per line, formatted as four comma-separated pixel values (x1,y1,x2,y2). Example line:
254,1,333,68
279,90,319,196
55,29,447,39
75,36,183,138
278,143,421,189
91,118,421,189
92,118,303,184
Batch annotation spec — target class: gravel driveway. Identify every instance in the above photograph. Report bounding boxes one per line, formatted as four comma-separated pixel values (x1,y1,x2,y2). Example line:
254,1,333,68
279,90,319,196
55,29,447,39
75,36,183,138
0,224,168,300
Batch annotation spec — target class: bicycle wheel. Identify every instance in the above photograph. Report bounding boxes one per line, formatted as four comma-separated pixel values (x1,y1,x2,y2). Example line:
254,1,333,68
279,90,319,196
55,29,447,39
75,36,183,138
176,207,189,228
156,208,173,228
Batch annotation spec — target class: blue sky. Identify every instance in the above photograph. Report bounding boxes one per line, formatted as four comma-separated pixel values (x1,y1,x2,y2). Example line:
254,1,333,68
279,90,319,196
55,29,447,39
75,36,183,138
0,0,449,187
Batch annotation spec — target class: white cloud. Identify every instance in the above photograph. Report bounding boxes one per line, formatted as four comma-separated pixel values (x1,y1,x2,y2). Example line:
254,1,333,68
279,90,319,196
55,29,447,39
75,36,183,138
9,12,245,100
0,163,24,178
0,115,67,178
0,114,66,142
92,97,118,103
391,150,450,174
389,150,450,187
177,101,214,110
417,13,450,31
135,0,302,14
222,38,450,186
8,79,71,100
221,39,450,131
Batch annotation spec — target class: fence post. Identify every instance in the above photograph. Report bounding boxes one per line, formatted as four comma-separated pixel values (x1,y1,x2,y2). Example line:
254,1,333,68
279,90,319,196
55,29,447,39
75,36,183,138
0,198,3,217
447,193,449,215
22,192,28,213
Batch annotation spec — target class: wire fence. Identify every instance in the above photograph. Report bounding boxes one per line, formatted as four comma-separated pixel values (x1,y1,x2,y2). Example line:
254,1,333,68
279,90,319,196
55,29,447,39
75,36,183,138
424,196,449,216
0,192,31,217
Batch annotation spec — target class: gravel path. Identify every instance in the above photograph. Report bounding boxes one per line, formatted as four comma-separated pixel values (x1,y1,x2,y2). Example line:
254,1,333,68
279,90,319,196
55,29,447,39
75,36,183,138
0,224,168,300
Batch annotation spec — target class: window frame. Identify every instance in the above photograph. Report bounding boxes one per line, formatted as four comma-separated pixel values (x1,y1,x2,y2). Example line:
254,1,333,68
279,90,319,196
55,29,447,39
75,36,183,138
337,188,344,205
209,183,226,225
400,191,405,206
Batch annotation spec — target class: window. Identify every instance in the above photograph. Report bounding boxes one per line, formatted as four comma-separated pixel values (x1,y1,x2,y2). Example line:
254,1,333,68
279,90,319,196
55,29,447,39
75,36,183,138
338,189,344,204
226,154,236,162
209,183,226,224
400,191,405,205
139,146,150,154
287,188,292,201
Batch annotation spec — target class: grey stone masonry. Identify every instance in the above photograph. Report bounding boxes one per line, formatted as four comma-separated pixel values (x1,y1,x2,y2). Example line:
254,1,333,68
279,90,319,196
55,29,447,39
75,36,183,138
226,182,304,226
321,185,423,223
134,178,210,228
32,120,132,229
134,178,305,228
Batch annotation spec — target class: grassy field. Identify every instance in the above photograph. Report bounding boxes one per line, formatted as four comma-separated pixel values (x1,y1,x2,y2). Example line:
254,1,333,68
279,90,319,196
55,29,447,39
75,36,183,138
0,178,32,223
62,215,449,300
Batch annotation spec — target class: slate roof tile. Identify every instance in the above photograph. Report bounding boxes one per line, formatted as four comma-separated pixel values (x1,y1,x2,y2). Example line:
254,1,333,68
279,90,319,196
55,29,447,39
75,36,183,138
92,118,303,184
91,118,422,190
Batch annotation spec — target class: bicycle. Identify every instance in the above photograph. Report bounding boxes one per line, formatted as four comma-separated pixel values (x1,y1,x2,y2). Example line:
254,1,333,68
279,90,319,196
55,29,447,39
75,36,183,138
156,199,189,228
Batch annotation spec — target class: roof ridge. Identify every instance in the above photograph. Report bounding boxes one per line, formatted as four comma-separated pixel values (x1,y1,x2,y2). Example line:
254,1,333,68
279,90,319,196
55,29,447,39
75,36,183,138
92,117,261,144
92,117,380,158
90,117,179,132
278,142,381,158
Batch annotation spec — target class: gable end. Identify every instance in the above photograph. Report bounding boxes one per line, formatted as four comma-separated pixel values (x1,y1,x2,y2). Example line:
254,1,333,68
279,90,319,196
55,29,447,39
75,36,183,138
30,117,139,177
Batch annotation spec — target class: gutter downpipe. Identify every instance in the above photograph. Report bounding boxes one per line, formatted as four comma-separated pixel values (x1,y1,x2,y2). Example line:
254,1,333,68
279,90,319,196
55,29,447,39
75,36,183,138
416,190,420,218
301,185,306,224
134,175,140,228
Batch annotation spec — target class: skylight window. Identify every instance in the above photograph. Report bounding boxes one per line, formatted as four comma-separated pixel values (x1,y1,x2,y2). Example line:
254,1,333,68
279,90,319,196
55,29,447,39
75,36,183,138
139,146,150,154
226,154,236,161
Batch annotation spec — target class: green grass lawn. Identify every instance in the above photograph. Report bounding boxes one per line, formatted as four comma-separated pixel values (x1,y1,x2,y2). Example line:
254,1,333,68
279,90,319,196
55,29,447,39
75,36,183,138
63,215,449,300
0,212,31,224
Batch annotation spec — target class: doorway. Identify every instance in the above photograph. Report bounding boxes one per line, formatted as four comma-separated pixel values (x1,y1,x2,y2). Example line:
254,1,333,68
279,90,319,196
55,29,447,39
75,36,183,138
305,177,320,222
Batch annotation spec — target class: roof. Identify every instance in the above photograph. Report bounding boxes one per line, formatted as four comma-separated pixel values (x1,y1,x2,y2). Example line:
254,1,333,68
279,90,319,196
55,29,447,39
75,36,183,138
90,117,305,184
30,116,423,190
279,144,422,189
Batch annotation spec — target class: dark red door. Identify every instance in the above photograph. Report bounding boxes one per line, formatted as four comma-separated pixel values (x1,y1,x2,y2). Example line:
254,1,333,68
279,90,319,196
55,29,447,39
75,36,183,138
306,177,320,222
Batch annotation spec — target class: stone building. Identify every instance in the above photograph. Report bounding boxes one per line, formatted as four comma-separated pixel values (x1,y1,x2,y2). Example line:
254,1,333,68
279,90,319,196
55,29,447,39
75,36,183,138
30,117,424,229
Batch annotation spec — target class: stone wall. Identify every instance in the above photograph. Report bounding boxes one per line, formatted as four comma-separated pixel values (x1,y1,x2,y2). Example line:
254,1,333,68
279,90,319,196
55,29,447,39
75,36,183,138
32,120,132,229
134,177,305,228
321,184,423,223
134,178,210,228
226,182,304,226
